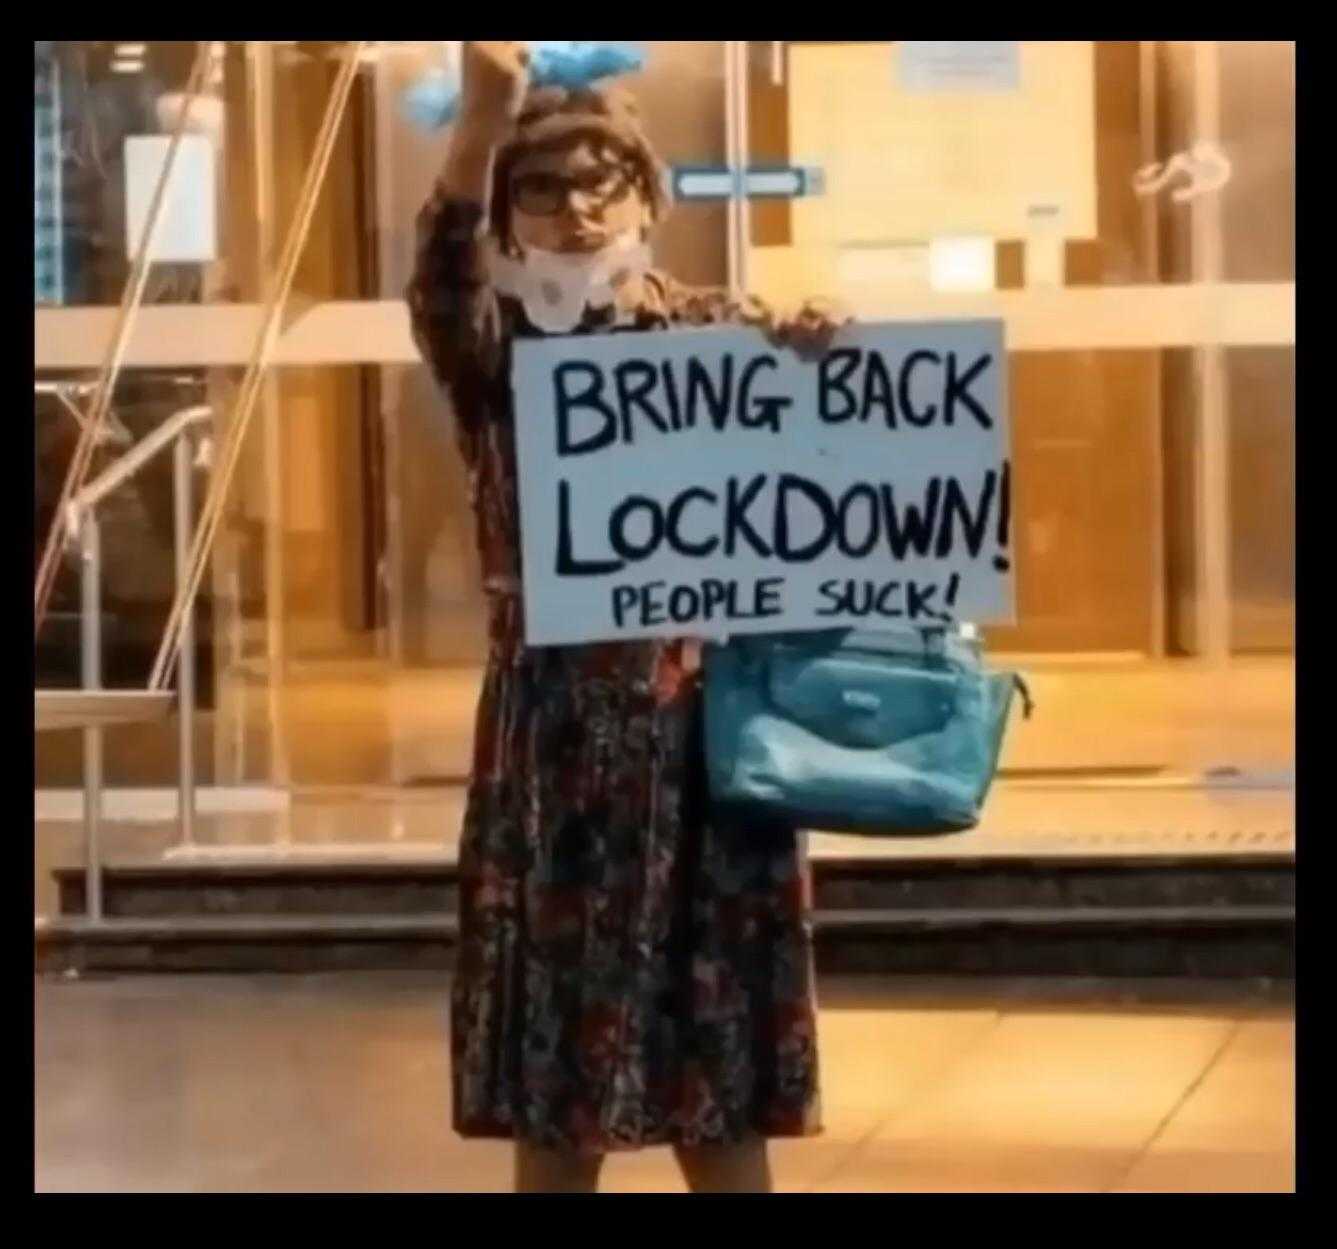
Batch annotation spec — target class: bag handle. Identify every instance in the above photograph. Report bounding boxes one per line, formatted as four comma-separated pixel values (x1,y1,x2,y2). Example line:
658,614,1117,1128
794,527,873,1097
918,625,949,655
723,625,975,669
837,625,960,666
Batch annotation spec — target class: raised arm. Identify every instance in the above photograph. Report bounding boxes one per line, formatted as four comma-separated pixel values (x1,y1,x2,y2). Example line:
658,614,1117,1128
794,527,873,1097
405,42,531,395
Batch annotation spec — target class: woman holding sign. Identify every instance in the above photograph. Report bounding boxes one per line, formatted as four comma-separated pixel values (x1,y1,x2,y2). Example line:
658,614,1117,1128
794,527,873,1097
408,41,842,1194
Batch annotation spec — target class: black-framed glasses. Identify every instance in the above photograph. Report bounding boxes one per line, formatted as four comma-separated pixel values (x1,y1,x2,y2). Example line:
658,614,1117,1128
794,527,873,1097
510,167,634,217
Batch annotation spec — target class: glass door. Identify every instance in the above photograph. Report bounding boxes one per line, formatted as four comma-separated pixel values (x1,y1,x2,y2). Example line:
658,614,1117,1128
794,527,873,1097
37,41,1291,868
732,40,1294,802
37,41,743,859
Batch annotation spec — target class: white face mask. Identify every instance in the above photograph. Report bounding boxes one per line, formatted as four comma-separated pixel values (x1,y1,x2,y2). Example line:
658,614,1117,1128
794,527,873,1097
491,232,652,334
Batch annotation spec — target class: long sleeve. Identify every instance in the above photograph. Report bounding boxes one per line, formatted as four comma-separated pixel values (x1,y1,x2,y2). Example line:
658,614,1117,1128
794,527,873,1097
405,188,506,428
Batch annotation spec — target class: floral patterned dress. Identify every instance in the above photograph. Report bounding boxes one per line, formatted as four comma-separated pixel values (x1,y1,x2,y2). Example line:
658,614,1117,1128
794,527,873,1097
407,189,822,1156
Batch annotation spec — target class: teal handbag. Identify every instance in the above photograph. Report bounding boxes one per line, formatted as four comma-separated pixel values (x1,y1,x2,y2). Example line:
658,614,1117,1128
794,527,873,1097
702,627,1032,836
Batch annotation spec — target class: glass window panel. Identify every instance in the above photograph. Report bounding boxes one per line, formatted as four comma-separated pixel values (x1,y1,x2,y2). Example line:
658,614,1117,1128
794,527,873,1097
743,40,1294,795
35,42,1294,867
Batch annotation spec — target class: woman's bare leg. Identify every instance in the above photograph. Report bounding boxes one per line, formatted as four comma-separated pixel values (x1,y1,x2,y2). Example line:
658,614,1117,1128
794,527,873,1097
673,1134,773,1193
514,1141,604,1193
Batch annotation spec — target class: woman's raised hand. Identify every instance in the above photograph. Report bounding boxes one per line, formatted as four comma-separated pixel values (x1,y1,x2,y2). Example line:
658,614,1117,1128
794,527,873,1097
763,298,852,364
459,41,533,142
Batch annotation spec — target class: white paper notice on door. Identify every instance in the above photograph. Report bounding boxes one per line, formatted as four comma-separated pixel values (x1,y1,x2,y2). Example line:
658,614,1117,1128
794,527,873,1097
899,41,1021,92
123,134,218,264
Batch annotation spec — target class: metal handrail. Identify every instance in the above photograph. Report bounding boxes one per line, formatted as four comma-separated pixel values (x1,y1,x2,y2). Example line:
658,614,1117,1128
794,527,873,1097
51,403,213,923
37,379,131,448
69,405,211,519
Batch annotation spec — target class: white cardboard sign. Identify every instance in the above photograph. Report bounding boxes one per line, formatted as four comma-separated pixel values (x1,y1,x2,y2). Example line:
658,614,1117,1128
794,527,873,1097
511,320,1013,647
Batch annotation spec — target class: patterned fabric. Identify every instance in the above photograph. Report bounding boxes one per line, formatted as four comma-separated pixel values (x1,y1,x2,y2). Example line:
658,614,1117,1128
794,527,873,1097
34,42,63,306
408,194,822,1155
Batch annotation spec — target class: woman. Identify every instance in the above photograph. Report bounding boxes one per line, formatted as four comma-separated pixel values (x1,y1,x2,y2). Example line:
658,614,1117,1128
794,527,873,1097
408,41,841,1194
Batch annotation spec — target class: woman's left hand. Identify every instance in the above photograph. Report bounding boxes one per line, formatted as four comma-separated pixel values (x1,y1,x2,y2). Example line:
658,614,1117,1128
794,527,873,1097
763,298,852,363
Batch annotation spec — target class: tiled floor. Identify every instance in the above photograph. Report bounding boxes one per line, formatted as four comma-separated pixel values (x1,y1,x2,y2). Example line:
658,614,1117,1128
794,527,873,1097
34,972,1294,1194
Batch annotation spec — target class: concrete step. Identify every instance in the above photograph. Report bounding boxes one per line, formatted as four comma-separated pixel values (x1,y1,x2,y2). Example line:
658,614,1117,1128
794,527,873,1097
40,853,1295,979
55,860,460,919
52,853,1295,920
34,905,1294,978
